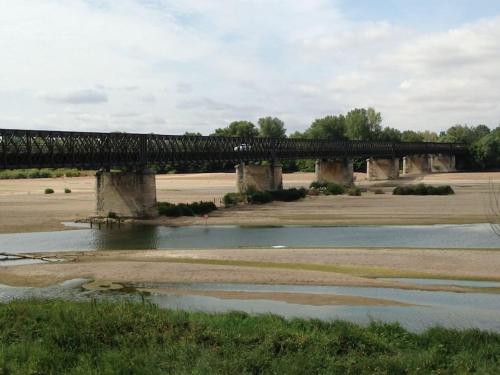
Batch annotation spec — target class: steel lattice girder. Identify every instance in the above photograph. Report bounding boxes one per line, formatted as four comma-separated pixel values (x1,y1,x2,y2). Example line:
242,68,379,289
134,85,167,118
0,128,468,169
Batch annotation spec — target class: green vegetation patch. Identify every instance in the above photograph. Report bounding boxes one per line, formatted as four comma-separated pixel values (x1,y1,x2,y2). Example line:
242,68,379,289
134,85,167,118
393,184,455,196
44,188,54,194
158,201,217,217
1,299,499,374
0,168,83,179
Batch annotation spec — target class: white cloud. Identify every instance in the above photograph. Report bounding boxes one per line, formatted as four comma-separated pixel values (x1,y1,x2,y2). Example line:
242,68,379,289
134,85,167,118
0,0,499,134
38,89,108,104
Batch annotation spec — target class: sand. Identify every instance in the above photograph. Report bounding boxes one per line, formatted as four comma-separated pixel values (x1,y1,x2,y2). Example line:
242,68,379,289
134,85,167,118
0,171,500,233
1,248,499,295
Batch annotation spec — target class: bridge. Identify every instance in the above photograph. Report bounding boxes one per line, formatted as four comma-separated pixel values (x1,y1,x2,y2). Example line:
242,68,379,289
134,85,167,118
0,128,467,217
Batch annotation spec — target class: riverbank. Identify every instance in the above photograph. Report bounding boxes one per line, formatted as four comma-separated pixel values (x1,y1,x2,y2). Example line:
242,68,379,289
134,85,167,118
2,248,499,294
0,171,499,233
1,299,499,374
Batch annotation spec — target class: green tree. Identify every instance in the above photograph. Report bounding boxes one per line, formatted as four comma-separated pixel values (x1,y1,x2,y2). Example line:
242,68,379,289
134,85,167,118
305,115,347,140
184,132,202,136
419,130,439,142
379,127,401,142
345,107,382,140
212,121,259,137
439,124,490,144
258,117,287,138
471,126,500,168
401,130,424,142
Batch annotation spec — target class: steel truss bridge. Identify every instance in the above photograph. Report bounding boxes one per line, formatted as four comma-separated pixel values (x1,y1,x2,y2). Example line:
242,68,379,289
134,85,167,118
0,128,468,170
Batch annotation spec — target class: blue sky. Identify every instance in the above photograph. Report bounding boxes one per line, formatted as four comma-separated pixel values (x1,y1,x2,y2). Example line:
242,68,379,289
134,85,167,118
342,0,500,30
1,0,499,134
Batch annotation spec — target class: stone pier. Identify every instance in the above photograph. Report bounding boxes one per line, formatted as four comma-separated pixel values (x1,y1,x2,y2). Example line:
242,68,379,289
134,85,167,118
315,158,354,185
366,157,399,181
236,162,283,193
96,169,158,218
430,154,456,173
403,155,431,175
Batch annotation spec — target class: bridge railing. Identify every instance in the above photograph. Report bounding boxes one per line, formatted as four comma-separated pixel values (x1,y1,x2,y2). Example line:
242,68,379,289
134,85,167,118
0,128,468,169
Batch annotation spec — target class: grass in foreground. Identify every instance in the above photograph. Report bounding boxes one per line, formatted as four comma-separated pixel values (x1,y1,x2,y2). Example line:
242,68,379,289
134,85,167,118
1,300,499,374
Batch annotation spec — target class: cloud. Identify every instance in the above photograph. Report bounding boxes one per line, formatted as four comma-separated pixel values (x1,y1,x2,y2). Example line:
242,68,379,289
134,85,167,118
39,89,108,105
0,1,499,134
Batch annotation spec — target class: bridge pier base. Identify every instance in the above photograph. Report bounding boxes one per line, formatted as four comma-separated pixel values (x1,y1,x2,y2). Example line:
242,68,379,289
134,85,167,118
403,155,431,175
236,162,283,193
430,154,456,173
366,157,399,181
96,169,158,218
315,158,354,185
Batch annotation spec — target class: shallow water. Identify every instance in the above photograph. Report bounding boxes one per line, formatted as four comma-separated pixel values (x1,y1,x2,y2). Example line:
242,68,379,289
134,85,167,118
1,280,499,332
0,223,499,253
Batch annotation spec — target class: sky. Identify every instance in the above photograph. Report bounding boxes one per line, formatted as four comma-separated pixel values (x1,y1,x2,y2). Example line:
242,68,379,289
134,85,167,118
1,0,500,135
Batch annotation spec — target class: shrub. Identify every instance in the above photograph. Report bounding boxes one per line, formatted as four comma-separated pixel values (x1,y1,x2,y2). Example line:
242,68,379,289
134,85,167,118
44,188,54,194
326,183,345,195
64,188,72,194
310,181,328,189
347,186,362,196
223,193,245,207
158,201,217,217
189,201,217,215
270,187,307,202
373,188,385,194
247,190,273,204
107,211,118,219
393,184,454,196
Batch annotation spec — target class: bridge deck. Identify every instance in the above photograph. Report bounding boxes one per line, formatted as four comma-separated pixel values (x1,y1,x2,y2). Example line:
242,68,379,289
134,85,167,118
0,129,468,169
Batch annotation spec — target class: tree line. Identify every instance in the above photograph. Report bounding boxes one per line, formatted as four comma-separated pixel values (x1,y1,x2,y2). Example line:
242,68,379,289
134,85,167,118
154,108,499,173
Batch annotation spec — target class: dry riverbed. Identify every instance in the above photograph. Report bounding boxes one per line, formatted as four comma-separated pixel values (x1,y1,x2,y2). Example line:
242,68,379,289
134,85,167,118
0,171,499,232
1,171,499,306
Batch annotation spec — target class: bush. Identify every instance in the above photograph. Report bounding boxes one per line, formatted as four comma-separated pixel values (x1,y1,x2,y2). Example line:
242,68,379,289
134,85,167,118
44,188,54,194
310,181,328,189
393,184,455,195
158,201,217,217
373,188,385,194
223,193,245,207
269,187,307,202
64,188,72,194
247,190,273,204
347,186,362,196
107,211,118,219
326,183,345,195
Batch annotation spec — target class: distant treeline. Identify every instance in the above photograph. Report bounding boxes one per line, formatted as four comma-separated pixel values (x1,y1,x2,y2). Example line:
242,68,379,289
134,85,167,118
152,108,500,173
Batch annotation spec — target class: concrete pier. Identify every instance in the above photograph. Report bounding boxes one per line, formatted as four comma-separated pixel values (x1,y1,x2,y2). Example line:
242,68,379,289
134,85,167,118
315,158,354,185
366,157,399,181
430,154,456,173
96,169,158,218
236,162,283,193
403,155,431,175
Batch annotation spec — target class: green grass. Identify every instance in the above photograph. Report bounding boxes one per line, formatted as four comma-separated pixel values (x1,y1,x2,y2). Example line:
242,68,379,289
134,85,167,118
0,299,499,374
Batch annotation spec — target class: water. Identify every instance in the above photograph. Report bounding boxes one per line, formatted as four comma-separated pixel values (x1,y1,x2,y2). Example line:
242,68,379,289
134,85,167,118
1,280,500,332
0,223,499,253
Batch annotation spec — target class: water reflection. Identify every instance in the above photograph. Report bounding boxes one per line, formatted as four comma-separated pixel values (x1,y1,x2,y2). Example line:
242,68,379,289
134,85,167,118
92,225,161,250
0,223,499,253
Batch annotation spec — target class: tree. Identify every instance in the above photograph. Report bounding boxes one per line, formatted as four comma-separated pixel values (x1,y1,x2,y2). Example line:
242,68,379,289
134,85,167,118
471,126,500,169
212,121,259,137
258,117,287,138
439,124,490,144
184,132,202,136
401,130,424,142
345,107,382,140
305,115,347,140
379,127,402,142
